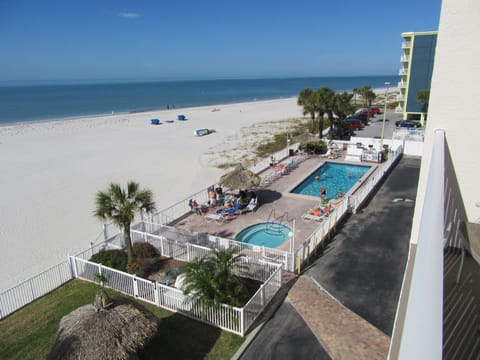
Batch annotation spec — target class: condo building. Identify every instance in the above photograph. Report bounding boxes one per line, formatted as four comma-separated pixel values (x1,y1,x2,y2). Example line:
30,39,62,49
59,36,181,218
397,31,438,124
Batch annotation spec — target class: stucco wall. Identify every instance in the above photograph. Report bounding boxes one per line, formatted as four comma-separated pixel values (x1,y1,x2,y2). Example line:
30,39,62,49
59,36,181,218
412,0,480,241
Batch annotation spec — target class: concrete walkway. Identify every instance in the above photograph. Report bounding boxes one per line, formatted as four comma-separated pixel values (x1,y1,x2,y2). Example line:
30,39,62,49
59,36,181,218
289,276,390,360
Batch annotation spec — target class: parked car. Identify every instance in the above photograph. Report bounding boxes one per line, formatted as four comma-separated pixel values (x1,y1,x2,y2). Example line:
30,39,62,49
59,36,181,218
347,118,363,130
348,113,369,125
355,108,376,117
395,120,422,128
371,107,382,115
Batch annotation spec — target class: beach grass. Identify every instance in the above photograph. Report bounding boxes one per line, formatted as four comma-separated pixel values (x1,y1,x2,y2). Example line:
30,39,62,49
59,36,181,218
0,280,243,360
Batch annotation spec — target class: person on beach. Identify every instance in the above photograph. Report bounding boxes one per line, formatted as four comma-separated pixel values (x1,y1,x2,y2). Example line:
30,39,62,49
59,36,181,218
208,187,217,207
189,199,206,215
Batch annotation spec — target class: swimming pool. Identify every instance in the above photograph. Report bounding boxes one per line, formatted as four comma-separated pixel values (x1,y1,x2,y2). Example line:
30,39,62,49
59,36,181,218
291,162,371,198
236,222,291,248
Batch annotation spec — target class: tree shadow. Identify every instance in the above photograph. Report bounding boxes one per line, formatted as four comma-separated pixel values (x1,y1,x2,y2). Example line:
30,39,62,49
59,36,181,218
257,189,282,205
138,312,224,360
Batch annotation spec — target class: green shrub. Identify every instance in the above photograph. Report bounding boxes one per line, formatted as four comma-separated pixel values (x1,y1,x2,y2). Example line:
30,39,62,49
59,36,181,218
90,249,128,272
133,242,158,259
298,141,327,154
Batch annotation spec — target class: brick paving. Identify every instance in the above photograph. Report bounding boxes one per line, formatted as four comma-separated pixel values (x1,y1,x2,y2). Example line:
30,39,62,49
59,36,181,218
288,276,390,360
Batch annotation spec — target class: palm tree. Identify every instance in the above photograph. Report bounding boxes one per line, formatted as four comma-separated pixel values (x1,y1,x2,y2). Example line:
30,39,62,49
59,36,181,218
352,87,360,105
182,248,249,307
314,87,335,138
333,92,355,129
416,89,430,113
94,182,156,262
297,88,316,132
358,85,376,109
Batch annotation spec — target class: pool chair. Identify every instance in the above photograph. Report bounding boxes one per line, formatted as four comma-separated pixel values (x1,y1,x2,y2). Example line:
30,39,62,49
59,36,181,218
221,201,241,215
241,197,258,214
205,213,225,223
302,213,326,222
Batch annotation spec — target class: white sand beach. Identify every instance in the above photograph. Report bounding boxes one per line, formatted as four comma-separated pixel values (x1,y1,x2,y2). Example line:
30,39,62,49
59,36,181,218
0,97,303,291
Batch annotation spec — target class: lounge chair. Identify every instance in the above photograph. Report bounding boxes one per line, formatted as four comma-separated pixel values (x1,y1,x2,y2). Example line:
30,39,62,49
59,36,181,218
302,213,326,222
222,201,241,215
205,213,225,223
241,197,258,214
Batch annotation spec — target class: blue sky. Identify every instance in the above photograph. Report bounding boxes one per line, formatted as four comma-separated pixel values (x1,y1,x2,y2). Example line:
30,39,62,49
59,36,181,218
0,0,442,82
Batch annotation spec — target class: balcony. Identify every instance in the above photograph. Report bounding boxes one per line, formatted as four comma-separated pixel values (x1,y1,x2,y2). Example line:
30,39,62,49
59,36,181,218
400,55,409,62
398,81,406,88
402,41,412,49
397,94,405,101
399,68,408,76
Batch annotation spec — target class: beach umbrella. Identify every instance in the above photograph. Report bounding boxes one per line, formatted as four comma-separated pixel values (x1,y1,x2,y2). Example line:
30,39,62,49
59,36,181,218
47,290,158,360
219,164,261,190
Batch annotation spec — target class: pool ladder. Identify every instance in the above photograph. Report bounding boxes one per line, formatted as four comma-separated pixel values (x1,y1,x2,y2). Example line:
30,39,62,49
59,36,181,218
266,210,289,233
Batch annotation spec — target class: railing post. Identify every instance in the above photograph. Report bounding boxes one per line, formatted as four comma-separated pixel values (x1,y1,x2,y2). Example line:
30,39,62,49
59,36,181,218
240,308,245,337
133,274,139,297
69,255,78,278
154,281,160,306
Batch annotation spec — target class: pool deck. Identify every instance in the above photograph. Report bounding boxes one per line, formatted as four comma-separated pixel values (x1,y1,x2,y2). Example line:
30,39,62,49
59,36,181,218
173,153,378,254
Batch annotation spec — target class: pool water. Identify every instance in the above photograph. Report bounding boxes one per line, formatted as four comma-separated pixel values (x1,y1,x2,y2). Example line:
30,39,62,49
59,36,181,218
236,222,291,248
291,162,371,198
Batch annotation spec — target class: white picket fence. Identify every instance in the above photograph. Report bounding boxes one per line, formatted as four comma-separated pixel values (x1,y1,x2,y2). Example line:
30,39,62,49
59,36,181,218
130,222,292,272
0,261,73,319
69,255,282,336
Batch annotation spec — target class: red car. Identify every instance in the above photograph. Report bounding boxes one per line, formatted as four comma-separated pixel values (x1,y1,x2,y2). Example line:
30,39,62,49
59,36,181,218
355,108,378,117
347,119,363,130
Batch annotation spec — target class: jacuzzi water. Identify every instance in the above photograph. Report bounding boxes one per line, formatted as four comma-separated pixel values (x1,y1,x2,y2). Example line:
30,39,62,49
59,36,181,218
235,222,291,248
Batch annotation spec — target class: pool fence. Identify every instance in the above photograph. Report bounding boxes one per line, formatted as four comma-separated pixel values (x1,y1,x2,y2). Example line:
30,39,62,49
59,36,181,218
69,254,282,337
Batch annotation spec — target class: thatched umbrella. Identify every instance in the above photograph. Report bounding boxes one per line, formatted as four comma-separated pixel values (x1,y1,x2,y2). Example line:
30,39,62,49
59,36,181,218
47,290,158,360
219,164,261,190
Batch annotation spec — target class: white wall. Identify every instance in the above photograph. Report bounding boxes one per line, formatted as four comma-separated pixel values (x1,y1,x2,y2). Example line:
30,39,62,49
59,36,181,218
412,0,480,244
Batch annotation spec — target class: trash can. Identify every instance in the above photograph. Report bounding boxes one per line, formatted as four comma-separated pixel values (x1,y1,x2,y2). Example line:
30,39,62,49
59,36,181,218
177,114,186,121
151,119,160,125
289,149,295,157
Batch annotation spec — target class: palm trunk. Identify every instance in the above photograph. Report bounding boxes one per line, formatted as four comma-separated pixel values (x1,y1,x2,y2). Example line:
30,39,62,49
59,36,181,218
124,224,133,262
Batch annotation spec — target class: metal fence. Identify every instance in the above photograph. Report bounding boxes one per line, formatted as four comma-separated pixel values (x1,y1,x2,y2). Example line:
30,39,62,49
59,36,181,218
69,255,282,336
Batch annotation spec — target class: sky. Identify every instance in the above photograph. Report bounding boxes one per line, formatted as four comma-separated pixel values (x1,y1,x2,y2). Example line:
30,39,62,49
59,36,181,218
0,0,442,82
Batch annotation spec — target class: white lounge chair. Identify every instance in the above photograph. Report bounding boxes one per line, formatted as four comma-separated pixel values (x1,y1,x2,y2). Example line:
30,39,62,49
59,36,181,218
242,197,258,213
205,213,224,223
302,213,326,222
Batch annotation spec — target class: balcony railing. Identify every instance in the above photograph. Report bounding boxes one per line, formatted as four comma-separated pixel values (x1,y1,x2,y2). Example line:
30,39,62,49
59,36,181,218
402,41,411,49
397,94,405,101
399,68,408,76
398,81,406,88
400,55,409,62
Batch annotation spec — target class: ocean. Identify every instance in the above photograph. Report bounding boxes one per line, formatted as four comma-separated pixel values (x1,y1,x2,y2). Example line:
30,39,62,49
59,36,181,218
0,76,399,125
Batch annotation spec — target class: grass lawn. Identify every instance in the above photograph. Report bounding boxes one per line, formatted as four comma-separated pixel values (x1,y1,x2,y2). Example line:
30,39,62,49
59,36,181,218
0,280,244,360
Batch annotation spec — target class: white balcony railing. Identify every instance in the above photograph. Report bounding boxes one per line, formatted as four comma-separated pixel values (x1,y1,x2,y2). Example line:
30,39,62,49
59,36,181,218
402,41,411,49
400,55,409,62
398,81,406,88
399,68,408,76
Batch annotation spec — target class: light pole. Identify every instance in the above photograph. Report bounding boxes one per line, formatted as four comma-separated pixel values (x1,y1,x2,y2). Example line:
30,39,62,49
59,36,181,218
380,82,391,150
